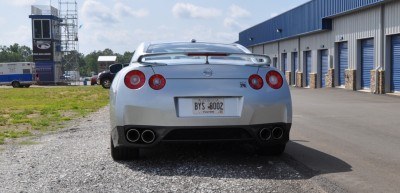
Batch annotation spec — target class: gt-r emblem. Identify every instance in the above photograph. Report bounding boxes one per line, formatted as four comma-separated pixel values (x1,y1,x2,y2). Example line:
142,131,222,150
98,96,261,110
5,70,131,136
203,68,213,77
240,82,247,88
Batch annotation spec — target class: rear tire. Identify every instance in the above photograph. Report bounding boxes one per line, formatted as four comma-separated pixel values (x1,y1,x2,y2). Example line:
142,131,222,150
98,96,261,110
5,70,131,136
23,85,31,88
257,143,286,156
101,78,111,89
11,81,20,88
110,137,139,161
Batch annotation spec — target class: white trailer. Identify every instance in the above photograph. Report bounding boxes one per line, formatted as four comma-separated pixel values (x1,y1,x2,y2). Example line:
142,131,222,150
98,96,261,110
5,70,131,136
0,62,37,88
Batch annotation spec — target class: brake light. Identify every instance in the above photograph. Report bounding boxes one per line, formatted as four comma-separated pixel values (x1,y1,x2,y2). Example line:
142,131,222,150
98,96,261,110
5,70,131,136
248,74,263,90
149,74,166,90
124,70,145,89
266,70,283,89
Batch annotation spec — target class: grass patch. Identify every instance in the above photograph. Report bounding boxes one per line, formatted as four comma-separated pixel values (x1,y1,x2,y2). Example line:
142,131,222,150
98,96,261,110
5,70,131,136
0,86,109,144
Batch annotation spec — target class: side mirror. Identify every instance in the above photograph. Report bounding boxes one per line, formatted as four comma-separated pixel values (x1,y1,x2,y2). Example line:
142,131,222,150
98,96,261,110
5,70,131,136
109,64,123,74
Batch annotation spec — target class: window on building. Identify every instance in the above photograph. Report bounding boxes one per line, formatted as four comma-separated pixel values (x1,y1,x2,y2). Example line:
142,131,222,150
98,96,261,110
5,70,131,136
23,69,31,74
42,20,50,38
33,20,51,39
34,20,42,39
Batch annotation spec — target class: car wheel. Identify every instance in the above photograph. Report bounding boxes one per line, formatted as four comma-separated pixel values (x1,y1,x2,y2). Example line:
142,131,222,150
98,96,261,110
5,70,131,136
24,85,31,88
101,79,111,89
11,81,21,88
110,137,139,161
257,143,286,156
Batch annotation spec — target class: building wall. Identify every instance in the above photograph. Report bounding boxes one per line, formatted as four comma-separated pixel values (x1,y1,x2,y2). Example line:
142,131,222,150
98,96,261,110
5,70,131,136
384,0,400,93
333,6,382,70
247,1,400,93
300,32,334,87
385,0,400,35
264,43,279,57
252,45,264,54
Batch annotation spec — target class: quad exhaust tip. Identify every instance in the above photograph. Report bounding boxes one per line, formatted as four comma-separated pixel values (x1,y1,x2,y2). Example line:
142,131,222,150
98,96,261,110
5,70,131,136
272,127,284,139
259,128,272,141
141,130,156,144
126,129,140,143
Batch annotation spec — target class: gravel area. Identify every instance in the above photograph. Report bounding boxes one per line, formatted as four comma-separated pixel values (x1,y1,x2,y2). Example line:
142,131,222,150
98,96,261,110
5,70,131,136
0,106,325,193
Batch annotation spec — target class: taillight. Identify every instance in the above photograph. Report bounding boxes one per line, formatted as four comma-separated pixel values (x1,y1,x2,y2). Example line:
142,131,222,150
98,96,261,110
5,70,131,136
124,70,145,89
266,70,283,89
248,74,263,90
149,74,166,90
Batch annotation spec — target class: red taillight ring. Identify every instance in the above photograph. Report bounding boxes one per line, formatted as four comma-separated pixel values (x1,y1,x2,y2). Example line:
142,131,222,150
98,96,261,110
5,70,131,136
248,74,264,90
266,70,283,89
149,74,166,90
124,70,145,89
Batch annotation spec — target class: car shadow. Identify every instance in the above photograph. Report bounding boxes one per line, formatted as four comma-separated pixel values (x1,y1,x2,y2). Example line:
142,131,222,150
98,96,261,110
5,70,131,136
119,141,352,180
284,141,352,178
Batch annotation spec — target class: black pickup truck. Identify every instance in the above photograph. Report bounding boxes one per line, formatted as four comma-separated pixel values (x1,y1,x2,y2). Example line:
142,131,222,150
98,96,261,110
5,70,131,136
97,63,129,89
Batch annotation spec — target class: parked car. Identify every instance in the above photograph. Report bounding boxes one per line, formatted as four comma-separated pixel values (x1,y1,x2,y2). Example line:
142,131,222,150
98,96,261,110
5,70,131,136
90,75,98,85
109,41,292,160
97,63,129,89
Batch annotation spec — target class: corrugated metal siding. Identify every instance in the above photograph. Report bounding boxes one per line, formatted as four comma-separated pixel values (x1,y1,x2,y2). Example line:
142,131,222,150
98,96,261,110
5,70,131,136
385,0,400,35
263,43,279,56
361,39,374,89
391,35,400,92
238,0,384,47
279,38,298,53
252,45,263,54
300,32,334,51
333,6,381,69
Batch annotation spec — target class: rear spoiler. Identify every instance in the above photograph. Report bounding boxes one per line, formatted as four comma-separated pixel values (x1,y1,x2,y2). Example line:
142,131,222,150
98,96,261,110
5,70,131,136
137,52,271,66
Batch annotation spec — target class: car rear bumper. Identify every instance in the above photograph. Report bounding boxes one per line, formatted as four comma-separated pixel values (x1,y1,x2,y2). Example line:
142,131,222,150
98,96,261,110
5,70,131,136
111,123,291,148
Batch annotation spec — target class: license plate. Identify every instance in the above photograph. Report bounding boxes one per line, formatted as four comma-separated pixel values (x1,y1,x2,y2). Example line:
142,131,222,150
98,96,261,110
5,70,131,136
192,98,224,115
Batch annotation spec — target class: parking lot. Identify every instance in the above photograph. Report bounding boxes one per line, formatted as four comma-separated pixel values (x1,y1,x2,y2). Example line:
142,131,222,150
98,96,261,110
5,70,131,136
0,87,399,192
288,88,400,193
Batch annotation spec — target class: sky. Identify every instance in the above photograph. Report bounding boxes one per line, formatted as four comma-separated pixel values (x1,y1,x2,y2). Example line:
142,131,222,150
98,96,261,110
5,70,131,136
0,0,309,55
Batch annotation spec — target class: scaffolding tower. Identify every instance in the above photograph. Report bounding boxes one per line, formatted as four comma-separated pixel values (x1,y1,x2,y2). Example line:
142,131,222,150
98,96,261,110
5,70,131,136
58,0,79,83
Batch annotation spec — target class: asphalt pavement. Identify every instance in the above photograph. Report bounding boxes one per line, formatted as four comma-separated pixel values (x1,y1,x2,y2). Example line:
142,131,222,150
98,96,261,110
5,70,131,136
287,87,400,193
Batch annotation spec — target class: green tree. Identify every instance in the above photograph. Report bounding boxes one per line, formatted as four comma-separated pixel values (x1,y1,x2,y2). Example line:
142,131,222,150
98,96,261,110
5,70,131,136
0,43,33,62
117,51,134,63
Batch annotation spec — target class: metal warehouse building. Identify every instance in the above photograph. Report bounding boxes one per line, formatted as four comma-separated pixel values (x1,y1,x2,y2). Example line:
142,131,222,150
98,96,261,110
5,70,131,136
237,0,400,94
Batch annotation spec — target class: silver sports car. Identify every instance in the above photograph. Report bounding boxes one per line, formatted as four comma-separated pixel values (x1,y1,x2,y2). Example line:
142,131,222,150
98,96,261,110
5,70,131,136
109,41,292,160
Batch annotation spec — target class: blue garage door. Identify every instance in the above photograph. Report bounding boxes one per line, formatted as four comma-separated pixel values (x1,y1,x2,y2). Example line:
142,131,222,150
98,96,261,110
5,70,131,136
338,42,348,86
292,52,298,85
282,53,287,72
361,39,374,89
320,50,329,88
305,51,312,87
391,35,400,92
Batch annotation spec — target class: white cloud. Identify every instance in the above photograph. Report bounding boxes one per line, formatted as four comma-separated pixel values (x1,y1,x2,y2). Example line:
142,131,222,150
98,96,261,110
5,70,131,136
114,3,149,19
81,0,149,25
223,4,250,31
7,0,37,6
228,5,250,19
172,3,221,19
223,18,243,31
81,0,117,23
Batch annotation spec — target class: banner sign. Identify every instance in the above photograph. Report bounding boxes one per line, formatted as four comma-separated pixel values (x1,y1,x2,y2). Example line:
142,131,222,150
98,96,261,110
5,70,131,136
33,39,53,61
